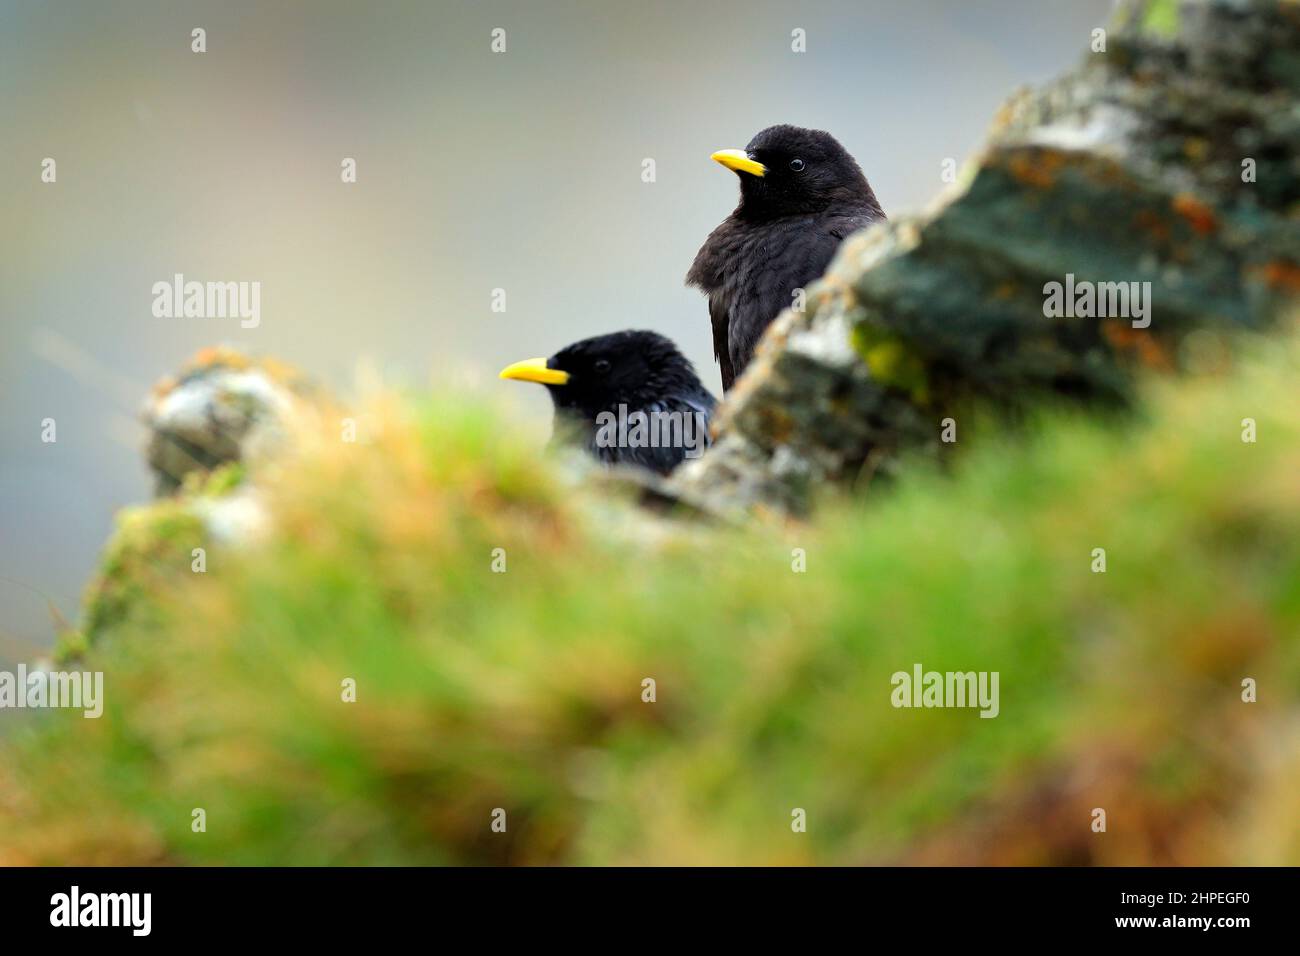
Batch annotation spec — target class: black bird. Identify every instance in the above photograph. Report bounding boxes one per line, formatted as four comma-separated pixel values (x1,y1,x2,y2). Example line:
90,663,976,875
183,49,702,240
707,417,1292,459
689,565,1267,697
499,330,716,475
687,125,886,391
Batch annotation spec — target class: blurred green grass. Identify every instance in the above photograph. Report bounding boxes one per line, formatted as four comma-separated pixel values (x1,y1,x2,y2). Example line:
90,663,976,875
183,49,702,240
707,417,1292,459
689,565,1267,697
1,334,1297,865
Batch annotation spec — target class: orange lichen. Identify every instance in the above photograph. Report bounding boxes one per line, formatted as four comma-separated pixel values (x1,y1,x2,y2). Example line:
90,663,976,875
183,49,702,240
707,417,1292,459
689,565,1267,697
1133,209,1172,244
188,345,251,371
1006,149,1068,190
1172,194,1219,236
1102,320,1174,370
1253,260,1300,295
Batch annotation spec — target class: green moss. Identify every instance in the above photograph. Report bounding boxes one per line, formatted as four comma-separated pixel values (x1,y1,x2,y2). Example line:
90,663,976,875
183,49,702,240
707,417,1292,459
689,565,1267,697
74,501,207,652
1140,0,1181,39
187,461,247,497
63,462,250,662
851,322,931,403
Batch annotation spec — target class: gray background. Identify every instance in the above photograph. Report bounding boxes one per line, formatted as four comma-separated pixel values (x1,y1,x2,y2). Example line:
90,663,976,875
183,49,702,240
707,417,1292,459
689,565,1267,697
0,0,1112,658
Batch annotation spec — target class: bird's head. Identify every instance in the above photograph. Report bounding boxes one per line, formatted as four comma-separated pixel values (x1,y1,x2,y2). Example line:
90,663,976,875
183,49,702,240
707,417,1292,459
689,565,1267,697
499,330,705,421
711,124,873,218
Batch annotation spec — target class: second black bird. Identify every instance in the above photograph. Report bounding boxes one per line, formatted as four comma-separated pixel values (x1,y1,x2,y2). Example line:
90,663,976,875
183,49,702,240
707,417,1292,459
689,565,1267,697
499,330,716,475
687,124,886,391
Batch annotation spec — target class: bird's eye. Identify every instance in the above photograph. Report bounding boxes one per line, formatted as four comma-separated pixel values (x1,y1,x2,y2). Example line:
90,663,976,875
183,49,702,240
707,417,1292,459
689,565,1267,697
789,158,805,172
594,359,611,374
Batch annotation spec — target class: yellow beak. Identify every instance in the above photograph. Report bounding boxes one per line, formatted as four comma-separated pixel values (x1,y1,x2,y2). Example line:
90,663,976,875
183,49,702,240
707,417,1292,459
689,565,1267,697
711,149,766,177
499,357,570,386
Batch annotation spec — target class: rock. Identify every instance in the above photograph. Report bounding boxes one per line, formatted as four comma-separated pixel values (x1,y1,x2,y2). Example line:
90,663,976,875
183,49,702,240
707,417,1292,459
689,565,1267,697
143,347,319,496
670,0,1300,517
60,349,315,658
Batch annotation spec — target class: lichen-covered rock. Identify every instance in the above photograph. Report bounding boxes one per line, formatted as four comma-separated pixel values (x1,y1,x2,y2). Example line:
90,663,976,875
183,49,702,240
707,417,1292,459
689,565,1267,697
79,346,320,657
672,0,1300,516
64,345,311,658
143,346,319,495
59,466,243,661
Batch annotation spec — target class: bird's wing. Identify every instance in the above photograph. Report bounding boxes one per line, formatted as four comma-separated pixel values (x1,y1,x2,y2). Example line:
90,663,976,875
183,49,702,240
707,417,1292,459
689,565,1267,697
709,293,737,391
673,388,718,429
689,222,741,392
820,212,876,251
605,395,715,476
727,213,875,385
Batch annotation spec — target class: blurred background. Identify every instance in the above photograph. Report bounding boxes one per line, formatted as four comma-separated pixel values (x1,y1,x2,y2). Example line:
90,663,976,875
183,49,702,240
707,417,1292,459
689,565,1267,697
0,0,1112,658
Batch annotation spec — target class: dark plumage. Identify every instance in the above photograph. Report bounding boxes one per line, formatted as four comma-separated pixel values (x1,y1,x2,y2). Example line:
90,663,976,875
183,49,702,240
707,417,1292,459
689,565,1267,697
687,125,886,391
499,330,716,475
